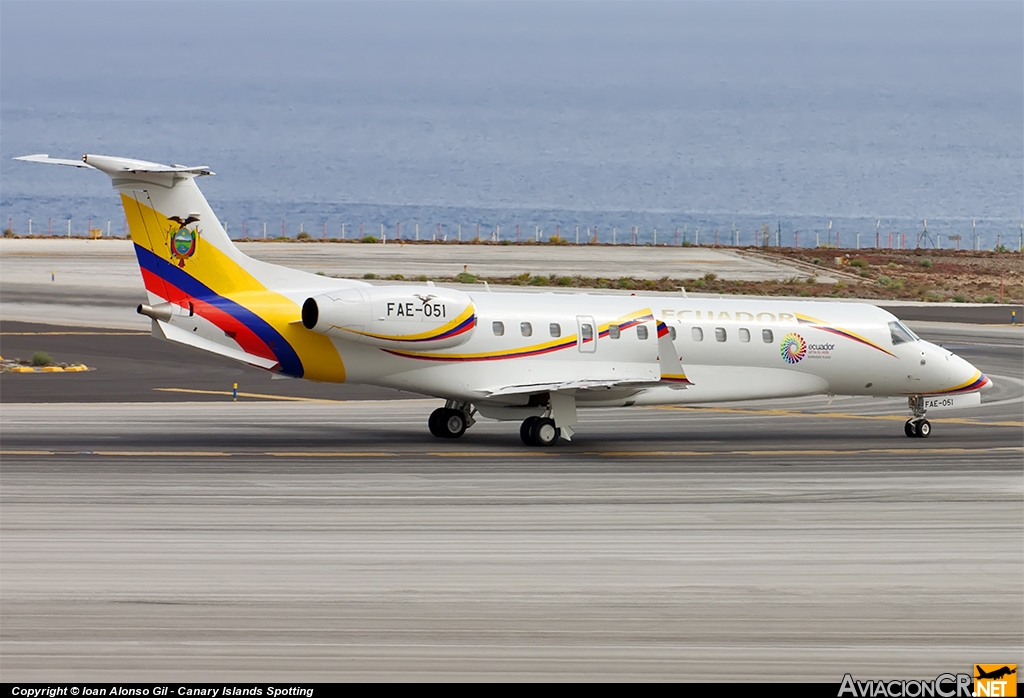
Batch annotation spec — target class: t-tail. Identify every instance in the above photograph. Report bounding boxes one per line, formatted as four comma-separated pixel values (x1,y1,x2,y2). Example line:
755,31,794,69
14,154,353,381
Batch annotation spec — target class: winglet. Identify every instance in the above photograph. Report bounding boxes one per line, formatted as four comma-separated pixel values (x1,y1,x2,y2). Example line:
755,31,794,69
656,320,692,387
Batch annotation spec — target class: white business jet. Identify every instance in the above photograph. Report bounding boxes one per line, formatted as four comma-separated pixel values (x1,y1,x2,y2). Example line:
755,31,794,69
16,154,991,446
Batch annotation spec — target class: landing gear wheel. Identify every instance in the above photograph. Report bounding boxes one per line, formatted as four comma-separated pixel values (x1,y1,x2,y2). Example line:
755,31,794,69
429,408,466,439
529,417,560,447
914,419,931,438
904,420,916,438
520,416,540,445
429,408,447,438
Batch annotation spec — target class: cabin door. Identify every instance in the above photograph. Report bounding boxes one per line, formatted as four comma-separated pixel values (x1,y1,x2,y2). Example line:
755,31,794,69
577,315,596,353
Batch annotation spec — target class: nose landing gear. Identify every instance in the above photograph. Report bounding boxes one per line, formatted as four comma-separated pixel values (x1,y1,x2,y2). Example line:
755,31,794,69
904,397,931,438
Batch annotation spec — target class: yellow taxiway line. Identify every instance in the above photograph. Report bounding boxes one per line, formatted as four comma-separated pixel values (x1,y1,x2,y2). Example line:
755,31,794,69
153,387,350,403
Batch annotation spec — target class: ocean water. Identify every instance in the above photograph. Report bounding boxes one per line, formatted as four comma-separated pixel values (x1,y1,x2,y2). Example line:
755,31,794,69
1,1,1021,249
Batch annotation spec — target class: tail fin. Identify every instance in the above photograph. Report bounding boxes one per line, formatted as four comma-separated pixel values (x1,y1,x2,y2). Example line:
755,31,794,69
15,154,348,381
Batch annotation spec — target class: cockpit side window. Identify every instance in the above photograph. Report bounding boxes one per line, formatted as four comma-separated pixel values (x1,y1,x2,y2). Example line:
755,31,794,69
888,320,919,346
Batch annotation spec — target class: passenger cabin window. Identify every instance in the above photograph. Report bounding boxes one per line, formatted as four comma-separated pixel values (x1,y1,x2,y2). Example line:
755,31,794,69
580,323,594,341
739,328,751,343
549,323,561,338
636,326,649,340
715,327,727,342
889,320,919,346
692,327,704,342
608,324,620,339
520,322,533,337
668,326,677,341
762,329,774,343
492,321,504,336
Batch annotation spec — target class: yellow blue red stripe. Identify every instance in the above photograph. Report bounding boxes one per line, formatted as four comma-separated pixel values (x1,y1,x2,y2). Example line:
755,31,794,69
135,244,305,376
383,334,578,362
926,371,990,394
333,306,477,343
598,309,654,339
385,308,655,362
123,194,346,382
795,313,897,358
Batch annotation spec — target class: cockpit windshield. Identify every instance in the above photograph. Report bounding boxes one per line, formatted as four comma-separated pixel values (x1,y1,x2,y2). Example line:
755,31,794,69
888,320,920,346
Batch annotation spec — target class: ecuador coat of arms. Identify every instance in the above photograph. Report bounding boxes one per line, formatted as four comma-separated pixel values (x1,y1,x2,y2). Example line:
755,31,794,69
167,215,200,267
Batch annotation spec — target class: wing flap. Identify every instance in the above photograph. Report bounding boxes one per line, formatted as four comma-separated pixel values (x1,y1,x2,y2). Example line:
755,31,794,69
476,376,654,398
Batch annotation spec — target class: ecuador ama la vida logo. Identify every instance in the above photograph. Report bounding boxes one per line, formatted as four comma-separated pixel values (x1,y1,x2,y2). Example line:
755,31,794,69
168,215,200,268
780,332,807,364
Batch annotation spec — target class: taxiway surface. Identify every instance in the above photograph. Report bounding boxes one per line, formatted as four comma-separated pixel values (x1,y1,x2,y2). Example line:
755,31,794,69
1,325,1021,681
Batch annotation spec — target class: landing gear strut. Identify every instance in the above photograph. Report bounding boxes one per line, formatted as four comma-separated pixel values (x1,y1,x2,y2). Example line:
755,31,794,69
904,397,931,438
428,401,475,439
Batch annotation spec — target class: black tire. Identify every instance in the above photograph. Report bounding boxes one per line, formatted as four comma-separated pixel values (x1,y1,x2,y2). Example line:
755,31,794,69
915,419,931,438
440,409,467,439
529,417,560,447
428,408,447,438
904,421,916,438
520,416,540,445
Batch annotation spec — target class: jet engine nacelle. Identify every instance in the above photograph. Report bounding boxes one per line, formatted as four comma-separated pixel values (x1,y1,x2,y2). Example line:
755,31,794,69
302,286,477,349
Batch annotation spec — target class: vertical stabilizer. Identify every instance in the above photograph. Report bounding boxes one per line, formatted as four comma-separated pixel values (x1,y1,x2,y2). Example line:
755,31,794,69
15,154,349,381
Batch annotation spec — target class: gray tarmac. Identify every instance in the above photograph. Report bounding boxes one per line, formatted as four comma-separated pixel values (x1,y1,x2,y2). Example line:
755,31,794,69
1,325,1021,681
0,321,413,402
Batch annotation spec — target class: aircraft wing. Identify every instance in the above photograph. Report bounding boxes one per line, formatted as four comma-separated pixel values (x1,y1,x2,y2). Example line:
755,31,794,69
475,376,654,398
476,322,692,397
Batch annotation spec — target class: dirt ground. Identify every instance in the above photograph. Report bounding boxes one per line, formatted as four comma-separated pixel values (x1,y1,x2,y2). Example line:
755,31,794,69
746,247,1023,303
420,246,1022,304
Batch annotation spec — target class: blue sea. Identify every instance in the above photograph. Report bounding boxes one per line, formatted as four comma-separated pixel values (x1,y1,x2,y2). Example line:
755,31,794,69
1,1,1021,249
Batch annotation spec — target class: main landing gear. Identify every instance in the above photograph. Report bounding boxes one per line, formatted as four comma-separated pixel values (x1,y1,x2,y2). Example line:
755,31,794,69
519,416,560,447
428,400,476,439
428,393,576,447
904,396,931,438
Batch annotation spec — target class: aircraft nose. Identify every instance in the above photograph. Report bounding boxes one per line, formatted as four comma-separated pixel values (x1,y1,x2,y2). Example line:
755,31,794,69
954,356,992,392
940,346,991,393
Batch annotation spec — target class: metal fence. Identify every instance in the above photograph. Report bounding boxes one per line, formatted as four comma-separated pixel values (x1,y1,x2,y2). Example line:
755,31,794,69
6,216,1023,252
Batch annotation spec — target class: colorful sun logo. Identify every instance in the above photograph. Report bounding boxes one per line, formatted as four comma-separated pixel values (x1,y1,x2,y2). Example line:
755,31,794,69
780,333,807,364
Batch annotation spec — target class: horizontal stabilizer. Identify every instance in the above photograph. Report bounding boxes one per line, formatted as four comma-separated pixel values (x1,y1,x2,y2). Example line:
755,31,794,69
14,153,213,176
14,154,96,169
